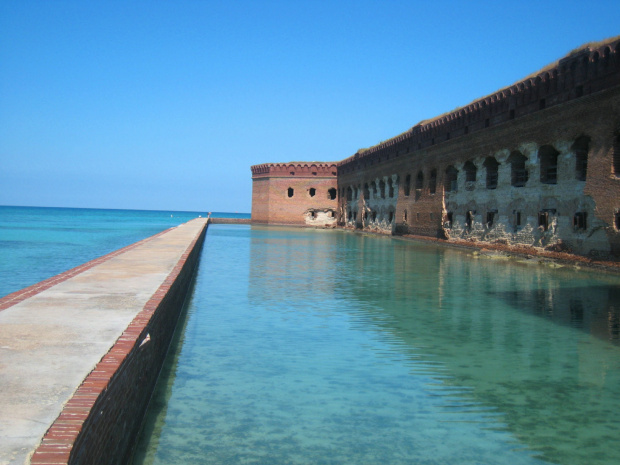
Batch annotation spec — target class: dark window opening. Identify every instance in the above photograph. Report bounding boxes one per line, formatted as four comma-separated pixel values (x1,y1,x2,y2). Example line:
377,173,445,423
416,212,420,221
363,211,368,221
404,210,408,222
538,211,549,231
446,212,453,229
539,98,546,110
371,181,377,197
464,161,477,186
539,145,559,184
379,180,386,199
509,151,528,187
429,169,437,194
346,187,352,201
388,211,394,223
509,109,515,120
388,179,394,198
514,211,522,230
372,211,377,221
363,184,369,200
615,212,620,230
573,135,590,181
312,172,317,176
415,171,424,189
309,211,316,219
327,188,337,200
573,212,587,230
487,210,497,228
309,188,316,197
290,172,295,175
404,174,411,196
484,157,499,189
287,187,294,198
327,210,333,218
445,165,458,192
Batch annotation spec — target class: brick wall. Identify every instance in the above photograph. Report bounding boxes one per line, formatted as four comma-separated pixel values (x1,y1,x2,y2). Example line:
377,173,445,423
30,223,208,465
251,162,338,226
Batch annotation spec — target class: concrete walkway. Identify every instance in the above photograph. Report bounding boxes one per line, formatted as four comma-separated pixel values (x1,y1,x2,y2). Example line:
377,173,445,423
0,218,208,465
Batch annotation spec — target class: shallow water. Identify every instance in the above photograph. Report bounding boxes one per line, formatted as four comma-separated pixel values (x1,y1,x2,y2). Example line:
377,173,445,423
133,224,620,465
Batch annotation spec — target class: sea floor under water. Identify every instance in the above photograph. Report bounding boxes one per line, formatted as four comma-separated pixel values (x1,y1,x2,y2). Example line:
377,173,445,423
131,224,620,465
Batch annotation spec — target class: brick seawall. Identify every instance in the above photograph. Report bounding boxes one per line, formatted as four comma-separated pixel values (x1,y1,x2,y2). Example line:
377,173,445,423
0,218,208,465
208,217,251,225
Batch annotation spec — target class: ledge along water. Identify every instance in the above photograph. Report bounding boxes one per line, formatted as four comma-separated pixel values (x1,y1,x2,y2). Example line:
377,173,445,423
0,217,208,465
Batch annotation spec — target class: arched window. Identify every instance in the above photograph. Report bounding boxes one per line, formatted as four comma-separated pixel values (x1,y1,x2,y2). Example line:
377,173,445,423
464,161,477,183
309,188,316,197
573,136,590,181
415,171,424,190
429,169,437,194
388,178,394,198
483,157,499,189
539,145,559,184
444,165,458,192
363,183,370,200
508,151,528,187
404,174,411,196
287,187,294,198
346,187,352,201
379,180,386,199
327,188,337,200
371,181,377,198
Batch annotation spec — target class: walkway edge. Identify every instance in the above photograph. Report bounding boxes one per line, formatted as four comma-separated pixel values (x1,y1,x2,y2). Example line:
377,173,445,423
29,220,208,465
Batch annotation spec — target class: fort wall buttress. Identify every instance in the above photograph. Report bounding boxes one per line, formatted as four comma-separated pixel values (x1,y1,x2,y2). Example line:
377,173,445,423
251,163,338,226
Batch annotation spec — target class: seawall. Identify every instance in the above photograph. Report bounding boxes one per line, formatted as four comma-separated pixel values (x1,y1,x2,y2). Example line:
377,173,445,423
208,217,251,225
0,218,208,465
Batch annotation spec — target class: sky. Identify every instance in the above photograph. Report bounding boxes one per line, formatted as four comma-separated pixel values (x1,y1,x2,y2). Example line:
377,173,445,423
1,1,619,213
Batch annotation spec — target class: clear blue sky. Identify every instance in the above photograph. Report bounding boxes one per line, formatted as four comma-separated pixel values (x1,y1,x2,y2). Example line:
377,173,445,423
1,1,619,213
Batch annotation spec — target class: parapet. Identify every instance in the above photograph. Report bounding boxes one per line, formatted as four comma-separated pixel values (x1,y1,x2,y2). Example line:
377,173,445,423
338,35,620,171
251,162,338,178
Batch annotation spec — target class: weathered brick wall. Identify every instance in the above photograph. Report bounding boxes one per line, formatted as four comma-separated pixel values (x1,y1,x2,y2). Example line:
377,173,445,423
335,37,620,257
251,37,620,257
30,223,208,465
251,163,338,226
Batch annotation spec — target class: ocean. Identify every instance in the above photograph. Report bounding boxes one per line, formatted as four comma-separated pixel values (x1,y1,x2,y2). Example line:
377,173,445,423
0,205,249,299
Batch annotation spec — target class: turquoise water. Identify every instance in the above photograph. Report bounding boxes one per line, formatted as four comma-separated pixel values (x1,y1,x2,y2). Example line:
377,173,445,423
133,225,620,465
0,206,249,298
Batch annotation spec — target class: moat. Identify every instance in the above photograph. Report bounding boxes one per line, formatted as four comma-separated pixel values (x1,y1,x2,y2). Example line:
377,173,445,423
132,224,620,465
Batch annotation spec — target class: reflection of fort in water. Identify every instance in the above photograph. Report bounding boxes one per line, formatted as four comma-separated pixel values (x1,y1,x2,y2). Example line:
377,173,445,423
249,227,620,464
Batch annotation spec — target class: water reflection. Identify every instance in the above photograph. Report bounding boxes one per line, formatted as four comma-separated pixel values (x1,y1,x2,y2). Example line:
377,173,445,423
134,225,620,465
330,232,620,465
